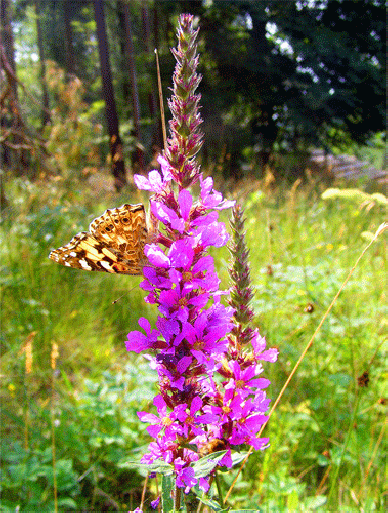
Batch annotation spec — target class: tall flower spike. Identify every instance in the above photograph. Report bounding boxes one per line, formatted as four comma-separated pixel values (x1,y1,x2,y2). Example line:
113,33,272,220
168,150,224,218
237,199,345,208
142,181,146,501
228,204,255,348
164,15,203,188
126,14,277,501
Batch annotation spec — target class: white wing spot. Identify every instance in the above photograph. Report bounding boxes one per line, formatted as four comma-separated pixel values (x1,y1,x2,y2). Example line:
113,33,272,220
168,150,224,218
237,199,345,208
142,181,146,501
79,259,92,270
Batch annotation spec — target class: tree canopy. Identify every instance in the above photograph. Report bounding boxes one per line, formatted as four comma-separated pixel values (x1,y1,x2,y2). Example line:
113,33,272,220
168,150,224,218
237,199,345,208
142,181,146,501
2,0,386,178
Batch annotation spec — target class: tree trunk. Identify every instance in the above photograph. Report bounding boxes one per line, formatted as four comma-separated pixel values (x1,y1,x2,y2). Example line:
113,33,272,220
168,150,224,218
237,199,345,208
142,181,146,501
34,0,51,127
93,0,127,191
117,6,130,109
1,0,17,100
0,0,28,172
63,0,75,75
122,1,144,170
250,10,278,172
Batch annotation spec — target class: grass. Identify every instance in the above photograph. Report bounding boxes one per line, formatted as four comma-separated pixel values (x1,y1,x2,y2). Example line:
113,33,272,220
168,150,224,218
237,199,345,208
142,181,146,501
1,171,386,511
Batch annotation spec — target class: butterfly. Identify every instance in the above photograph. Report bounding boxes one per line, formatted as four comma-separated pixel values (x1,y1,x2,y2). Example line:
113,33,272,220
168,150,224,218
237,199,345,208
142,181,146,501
49,204,150,275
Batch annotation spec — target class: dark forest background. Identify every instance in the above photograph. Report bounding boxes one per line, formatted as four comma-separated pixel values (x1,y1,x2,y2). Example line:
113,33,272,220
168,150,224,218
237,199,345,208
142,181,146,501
1,0,386,188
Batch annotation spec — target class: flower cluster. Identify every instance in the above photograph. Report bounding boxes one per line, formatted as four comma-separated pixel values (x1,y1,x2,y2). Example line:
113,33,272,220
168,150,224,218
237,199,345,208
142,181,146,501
126,155,277,490
125,14,278,494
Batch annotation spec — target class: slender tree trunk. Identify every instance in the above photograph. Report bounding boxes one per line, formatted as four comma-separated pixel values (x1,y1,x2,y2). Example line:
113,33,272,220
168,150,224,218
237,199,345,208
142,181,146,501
93,0,126,190
63,0,74,75
250,13,278,171
1,0,17,101
0,0,28,172
122,1,144,170
34,0,50,127
117,6,130,108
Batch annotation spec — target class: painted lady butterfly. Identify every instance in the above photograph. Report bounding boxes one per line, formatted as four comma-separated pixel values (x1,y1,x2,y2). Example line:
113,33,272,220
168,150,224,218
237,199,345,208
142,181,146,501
49,204,150,275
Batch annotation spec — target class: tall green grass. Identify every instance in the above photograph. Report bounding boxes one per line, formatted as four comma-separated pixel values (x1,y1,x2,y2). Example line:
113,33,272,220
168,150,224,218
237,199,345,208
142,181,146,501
1,174,385,511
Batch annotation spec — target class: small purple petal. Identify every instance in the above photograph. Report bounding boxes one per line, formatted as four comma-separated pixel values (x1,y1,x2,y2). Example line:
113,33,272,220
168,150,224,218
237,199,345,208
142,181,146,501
176,466,197,489
138,317,151,333
179,189,193,220
153,395,167,413
126,331,154,353
151,202,176,225
148,170,165,192
138,412,159,423
258,348,279,362
168,239,195,267
145,244,170,267
147,424,162,438
134,174,153,190
158,155,173,180
250,437,270,450
151,497,160,509
177,356,192,374
199,477,210,492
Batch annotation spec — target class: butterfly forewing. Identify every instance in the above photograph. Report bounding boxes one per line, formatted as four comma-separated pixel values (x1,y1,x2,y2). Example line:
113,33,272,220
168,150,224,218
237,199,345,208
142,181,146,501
49,204,148,275
90,204,148,259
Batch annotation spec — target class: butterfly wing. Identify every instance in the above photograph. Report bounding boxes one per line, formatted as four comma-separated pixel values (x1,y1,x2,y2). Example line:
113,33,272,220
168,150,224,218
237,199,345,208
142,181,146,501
49,204,148,275
90,204,148,262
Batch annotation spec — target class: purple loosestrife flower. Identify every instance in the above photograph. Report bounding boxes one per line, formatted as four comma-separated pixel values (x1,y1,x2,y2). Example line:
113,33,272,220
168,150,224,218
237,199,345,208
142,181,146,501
138,395,187,439
125,15,277,500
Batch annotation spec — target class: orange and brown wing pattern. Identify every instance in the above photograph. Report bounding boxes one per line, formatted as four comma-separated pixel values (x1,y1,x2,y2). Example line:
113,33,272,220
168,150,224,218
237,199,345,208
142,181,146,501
49,204,148,275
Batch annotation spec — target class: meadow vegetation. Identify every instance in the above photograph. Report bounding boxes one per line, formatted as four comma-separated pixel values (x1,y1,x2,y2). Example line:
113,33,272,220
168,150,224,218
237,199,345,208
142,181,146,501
1,169,385,511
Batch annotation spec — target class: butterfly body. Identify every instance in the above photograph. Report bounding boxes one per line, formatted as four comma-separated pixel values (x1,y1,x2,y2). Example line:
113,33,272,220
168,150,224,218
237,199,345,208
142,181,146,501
49,204,149,275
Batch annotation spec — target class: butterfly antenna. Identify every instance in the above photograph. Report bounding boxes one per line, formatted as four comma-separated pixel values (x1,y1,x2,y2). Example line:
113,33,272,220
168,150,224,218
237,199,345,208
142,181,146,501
111,284,139,304
155,49,167,151
112,294,125,304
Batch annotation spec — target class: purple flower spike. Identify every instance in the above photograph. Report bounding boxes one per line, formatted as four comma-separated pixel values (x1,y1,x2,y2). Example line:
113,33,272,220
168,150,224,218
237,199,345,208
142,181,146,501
124,15,277,501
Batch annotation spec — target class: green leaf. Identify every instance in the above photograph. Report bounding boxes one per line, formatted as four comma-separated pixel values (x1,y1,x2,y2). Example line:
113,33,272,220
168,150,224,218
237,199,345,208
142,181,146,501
57,497,78,509
119,459,174,475
191,486,225,511
192,451,227,478
196,494,225,511
162,474,175,512
230,451,249,466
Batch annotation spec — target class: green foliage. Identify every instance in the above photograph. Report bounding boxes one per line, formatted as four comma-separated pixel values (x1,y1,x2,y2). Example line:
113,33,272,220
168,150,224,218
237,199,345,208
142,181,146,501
1,362,156,511
161,475,175,512
1,440,79,511
355,132,386,170
235,184,385,510
1,174,385,510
